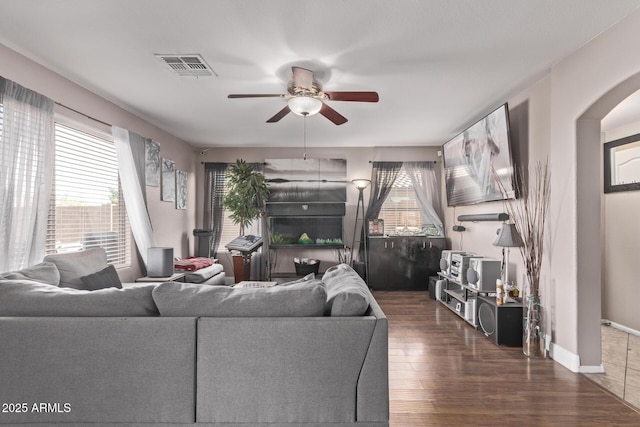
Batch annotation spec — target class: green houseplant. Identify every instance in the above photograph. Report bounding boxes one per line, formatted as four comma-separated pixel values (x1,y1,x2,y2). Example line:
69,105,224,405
223,159,269,235
222,159,269,281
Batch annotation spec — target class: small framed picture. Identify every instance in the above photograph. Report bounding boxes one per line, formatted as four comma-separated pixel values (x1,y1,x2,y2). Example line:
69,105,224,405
368,219,384,236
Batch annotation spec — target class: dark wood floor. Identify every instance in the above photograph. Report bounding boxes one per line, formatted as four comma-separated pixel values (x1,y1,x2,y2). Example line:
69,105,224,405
373,290,640,427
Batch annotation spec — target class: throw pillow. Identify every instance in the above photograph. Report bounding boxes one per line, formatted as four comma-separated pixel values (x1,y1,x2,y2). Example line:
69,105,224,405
44,247,109,289
183,263,224,283
0,279,159,317
152,280,327,317
321,263,371,316
0,262,60,286
80,265,122,290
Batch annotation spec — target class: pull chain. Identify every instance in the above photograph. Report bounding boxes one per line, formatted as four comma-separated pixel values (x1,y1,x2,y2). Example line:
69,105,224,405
302,112,308,160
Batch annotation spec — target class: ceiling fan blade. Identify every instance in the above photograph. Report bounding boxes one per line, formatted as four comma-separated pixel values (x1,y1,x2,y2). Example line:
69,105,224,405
228,94,284,98
266,106,291,123
292,66,314,90
324,91,379,102
320,103,348,125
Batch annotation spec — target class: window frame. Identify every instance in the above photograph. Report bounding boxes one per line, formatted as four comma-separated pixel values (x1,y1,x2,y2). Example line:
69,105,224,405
46,115,131,268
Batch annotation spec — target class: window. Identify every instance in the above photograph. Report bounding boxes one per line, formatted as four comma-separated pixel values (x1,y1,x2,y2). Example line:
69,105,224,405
377,168,425,235
46,122,130,267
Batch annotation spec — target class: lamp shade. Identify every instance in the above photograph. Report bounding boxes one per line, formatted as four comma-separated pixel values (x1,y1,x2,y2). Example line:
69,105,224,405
352,179,371,189
288,96,323,116
493,223,524,247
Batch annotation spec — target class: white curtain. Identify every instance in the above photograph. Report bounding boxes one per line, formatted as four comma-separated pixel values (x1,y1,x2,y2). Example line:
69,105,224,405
404,161,444,236
112,126,156,267
0,77,54,272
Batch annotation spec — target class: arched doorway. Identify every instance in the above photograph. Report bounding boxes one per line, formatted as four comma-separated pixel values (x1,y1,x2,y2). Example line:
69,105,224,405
575,71,640,367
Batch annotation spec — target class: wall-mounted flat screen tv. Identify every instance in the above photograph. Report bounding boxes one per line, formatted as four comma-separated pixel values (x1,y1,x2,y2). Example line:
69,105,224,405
443,103,515,206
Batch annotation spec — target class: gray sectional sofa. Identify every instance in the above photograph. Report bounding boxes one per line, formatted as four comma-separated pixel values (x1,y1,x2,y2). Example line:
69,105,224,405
0,251,389,426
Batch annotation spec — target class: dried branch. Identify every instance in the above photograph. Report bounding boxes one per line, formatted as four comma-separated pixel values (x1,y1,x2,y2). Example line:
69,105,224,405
494,160,550,297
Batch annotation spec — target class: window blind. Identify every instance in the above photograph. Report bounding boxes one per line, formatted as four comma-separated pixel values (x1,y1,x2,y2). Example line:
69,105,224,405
378,168,423,234
46,123,130,267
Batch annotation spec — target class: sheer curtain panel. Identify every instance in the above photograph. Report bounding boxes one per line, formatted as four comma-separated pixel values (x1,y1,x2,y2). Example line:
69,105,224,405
0,77,54,272
404,161,444,235
365,162,404,222
112,126,156,268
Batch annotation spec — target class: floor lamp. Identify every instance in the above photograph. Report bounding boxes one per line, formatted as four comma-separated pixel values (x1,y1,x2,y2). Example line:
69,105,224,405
351,179,371,281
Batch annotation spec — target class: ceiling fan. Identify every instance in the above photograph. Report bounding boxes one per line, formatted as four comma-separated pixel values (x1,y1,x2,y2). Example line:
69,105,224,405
228,66,379,125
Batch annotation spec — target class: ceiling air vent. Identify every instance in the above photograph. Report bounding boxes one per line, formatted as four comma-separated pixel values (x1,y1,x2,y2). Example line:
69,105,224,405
156,54,217,77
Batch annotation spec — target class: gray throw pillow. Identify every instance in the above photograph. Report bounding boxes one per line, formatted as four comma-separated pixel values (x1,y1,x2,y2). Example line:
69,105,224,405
152,280,327,317
0,262,60,286
0,279,159,317
321,263,370,316
80,265,122,290
183,263,224,283
44,247,109,289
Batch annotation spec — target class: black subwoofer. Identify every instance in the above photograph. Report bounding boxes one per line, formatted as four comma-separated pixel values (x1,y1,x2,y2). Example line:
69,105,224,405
477,296,523,346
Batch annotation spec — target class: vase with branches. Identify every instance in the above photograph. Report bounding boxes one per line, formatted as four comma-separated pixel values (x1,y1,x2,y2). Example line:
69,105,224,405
497,160,550,358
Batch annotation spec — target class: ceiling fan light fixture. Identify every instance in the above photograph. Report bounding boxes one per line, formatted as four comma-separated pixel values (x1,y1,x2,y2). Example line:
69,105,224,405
288,96,322,116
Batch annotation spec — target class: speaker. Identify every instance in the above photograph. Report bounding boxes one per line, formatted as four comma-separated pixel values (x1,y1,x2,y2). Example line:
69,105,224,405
435,280,446,302
193,229,213,258
148,247,174,277
457,213,509,222
466,258,501,291
428,276,439,300
476,296,523,346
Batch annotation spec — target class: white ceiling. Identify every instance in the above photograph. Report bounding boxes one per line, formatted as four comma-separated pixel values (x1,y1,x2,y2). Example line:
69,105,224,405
1,0,639,148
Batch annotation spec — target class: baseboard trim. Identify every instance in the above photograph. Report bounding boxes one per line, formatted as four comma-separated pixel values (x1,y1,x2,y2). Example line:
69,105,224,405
602,319,640,338
548,340,580,373
548,339,606,373
579,364,605,374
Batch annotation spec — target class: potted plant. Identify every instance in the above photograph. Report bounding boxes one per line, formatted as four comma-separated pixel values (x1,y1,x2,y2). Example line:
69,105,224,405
223,159,269,282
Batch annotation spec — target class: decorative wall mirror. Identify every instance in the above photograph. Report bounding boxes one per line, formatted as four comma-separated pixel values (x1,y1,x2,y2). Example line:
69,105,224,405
604,133,640,193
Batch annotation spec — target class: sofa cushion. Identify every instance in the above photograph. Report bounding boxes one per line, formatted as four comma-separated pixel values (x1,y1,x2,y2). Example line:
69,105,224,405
0,262,60,286
80,264,122,290
0,279,159,316
44,247,109,289
152,280,327,317
183,263,224,283
279,272,315,286
321,263,370,316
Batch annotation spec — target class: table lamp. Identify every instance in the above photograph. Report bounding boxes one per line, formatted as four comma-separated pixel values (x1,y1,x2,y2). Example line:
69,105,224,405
493,222,523,290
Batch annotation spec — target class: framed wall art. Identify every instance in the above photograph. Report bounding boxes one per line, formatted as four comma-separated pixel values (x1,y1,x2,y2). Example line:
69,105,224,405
443,103,516,206
161,158,175,202
604,132,640,193
176,170,187,209
368,219,384,236
145,139,160,187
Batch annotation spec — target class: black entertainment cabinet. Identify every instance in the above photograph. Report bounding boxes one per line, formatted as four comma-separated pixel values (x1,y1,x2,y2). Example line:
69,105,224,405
367,236,446,290
437,272,523,346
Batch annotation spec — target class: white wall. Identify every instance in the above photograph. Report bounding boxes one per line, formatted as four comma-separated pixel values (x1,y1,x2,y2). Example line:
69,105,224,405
442,75,551,297
196,146,440,276
5,5,640,369
0,43,198,282
603,121,640,332
441,6,640,370
547,8,640,368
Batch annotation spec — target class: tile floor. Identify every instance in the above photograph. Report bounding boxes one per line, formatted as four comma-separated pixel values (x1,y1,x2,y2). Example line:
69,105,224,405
584,325,640,409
